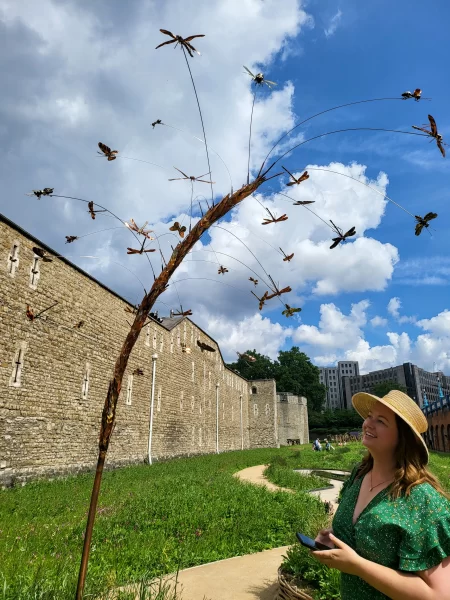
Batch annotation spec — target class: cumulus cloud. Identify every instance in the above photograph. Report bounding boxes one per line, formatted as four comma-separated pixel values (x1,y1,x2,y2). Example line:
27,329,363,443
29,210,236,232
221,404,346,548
370,316,388,327
387,297,415,324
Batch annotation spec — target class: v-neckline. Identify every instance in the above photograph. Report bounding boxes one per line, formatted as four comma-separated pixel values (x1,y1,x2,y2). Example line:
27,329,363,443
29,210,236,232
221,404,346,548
351,473,391,527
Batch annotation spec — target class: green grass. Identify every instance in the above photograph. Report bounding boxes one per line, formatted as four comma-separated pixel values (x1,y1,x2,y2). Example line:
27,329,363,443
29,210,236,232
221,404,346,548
1,443,448,600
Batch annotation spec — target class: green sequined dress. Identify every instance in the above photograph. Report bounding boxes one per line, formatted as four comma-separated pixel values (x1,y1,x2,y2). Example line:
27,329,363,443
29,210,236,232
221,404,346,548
332,464,450,599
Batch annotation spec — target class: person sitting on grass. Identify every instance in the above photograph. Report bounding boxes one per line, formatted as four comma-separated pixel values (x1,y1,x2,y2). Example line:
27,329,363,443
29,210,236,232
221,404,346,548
324,439,335,452
312,390,450,600
313,438,322,452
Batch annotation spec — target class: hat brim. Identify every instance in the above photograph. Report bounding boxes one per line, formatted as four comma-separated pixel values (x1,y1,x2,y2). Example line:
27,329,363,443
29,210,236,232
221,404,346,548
352,392,429,463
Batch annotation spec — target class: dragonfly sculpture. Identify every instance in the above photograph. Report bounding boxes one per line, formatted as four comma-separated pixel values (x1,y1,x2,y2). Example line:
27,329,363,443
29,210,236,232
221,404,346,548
155,29,205,57
261,208,288,225
249,277,258,286
401,88,422,101
126,240,156,255
26,301,58,322
282,305,302,318
217,265,228,274
125,219,154,240
282,167,309,186
172,308,193,317
26,188,54,200
133,368,144,376
169,167,215,184
412,114,446,157
151,119,162,128
197,340,215,353
88,201,107,220
414,212,438,236
251,290,269,311
97,142,118,161
236,352,257,363
32,247,52,262
243,66,277,89
329,220,356,249
74,321,85,329
280,248,294,262
65,235,78,244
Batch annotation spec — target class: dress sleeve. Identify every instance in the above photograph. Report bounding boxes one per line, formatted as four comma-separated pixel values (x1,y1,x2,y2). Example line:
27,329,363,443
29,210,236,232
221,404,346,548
398,485,450,572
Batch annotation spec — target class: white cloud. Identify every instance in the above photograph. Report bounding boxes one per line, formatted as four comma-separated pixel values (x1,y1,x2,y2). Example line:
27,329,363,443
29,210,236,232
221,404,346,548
417,310,450,336
371,316,387,327
394,256,450,286
324,9,342,37
387,297,415,324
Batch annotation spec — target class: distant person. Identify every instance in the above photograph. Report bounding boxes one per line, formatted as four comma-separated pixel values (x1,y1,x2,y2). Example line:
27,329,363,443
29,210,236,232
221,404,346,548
312,390,450,599
325,439,335,452
313,438,322,452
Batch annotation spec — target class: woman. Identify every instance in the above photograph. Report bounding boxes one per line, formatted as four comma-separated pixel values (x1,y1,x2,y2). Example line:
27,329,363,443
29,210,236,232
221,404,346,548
312,389,450,599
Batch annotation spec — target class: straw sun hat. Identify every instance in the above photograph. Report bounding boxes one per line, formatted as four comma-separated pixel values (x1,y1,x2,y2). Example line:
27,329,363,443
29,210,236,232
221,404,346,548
352,389,429,462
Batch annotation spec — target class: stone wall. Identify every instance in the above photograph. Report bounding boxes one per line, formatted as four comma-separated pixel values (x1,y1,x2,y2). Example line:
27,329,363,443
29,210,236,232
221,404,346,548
277,392,309,445
425,409,450,453
248,379,279,448
0,215,255,486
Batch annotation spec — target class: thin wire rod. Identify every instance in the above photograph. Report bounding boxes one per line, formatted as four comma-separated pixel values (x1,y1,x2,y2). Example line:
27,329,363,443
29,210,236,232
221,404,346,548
277,191,336,231
182,46,214,207
305,166,417,218
118,156,170,171
247,87,258,184
258,96,420,176
261,128,430,178
170,276,249,294
160,123,233,192
50,194,157,280
75,226,126,240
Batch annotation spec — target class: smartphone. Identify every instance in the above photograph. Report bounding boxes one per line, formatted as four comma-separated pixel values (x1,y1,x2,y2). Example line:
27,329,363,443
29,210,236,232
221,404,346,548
296,532,332,551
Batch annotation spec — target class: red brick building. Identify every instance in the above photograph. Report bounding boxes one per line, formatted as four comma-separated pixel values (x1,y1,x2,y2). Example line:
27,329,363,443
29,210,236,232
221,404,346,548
423,395,450,453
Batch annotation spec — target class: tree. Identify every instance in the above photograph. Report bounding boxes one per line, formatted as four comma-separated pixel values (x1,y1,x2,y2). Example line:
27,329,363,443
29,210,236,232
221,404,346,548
276,347,326,412
227,346,327,412
371,381,407,397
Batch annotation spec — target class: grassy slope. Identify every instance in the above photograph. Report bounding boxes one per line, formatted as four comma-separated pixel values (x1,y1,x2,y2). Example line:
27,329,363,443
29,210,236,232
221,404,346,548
1,444,448,599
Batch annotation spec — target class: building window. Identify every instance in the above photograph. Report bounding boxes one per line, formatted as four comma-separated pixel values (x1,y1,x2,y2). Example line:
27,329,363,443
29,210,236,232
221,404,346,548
81,363,90,400
252,386,257,395
126,374,133,405
253,403,258,416
159,333,164,352
177,330,180,347
209,371,211,390
265,404,270,416
191,361,195,382
9,342,27,388
153,328,157,349
170,334,174,353
145,327,151,347
180,391,184,412
191,396,195,412
157,387,161,412
7,242,20,277
29,256,40,290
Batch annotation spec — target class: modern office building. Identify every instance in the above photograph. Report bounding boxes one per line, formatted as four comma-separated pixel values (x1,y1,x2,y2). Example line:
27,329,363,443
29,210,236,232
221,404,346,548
319,361,359,410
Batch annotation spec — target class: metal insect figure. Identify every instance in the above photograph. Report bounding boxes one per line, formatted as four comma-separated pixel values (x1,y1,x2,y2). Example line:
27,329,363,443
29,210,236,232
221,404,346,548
401,89,422,101
414,212,438,236
266,285,292,301
127,244,156,255
280,248,294,262
282,304,302,318
65,235,78,244
125,219,154,240
218,265,228,274
329,220,356,249
197,340,215,353
293,199,315,206
169,221,187,238
412,114,446,157
32,247,52,262
26,301,58,322
249,277,258,286
169,167,215,184
133,368,144,376
243,66,277,89
282,167,309,186
124,306,138,315
251,290,269,311
173,308,193,317
88,201,107,220
74,320,85,329
236,352,256,363
152,119,162,128
97,142,118,161
26,188,54,199
155,29,205,58
261,208,288,225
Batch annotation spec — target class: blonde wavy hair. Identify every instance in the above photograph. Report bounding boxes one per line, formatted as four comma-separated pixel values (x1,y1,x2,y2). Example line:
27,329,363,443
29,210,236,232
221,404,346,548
357,414,450,500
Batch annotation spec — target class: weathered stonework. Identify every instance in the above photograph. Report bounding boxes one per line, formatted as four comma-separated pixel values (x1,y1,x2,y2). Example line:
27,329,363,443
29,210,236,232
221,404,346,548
277,392,309,445
0,215,303,487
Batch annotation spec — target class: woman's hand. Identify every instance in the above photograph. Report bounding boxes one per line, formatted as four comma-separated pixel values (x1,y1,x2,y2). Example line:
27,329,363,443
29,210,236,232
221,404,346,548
315,527,335,549
311,533,363,576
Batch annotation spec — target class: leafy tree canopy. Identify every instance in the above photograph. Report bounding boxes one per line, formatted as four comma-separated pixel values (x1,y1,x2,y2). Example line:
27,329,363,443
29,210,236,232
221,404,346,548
227,346,326,412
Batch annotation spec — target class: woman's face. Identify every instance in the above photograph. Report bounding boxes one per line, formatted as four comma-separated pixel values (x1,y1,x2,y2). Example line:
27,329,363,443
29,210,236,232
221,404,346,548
362,402,399,457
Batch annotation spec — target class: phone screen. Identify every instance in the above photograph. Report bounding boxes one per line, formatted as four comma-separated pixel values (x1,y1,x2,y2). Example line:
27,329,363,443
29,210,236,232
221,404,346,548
296,532,331,551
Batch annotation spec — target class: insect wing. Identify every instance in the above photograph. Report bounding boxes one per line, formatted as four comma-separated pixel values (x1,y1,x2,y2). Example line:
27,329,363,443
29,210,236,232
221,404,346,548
155,39,176,50
160,29,176,38
423,212,438,223
415,222,424,236
330,237,342,249
413,88,422,99
437,139,446,157
243,66,255,78
169,221,180,232
428,115,437,137
344,227,356,239
184,34,205,42
412,125,431,135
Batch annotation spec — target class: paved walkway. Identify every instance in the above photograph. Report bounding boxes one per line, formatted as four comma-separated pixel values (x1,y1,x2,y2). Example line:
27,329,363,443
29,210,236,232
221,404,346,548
119,466,347,600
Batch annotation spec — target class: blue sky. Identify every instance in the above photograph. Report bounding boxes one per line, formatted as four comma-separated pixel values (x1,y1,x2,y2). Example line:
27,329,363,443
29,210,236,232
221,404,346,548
0,0,449,371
